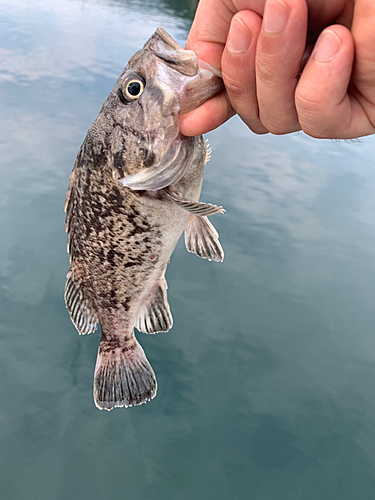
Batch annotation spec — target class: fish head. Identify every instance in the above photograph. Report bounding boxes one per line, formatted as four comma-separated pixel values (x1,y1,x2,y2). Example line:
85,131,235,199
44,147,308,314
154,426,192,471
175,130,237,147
105,28,223,190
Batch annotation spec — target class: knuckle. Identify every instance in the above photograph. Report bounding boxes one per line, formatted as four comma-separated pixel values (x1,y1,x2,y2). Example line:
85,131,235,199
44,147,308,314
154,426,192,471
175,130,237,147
298,111,333,138
300,119,336,139
242,117,269,135
295,86,326,114
222,71,248,99
250,124,269,135
295,88,336,138
260,113,299,135
256,57,279,89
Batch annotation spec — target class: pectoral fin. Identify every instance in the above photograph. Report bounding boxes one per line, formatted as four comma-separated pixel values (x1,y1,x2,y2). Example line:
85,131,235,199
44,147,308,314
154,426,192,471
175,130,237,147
135,278,173,334
161,190,225,216
185,215,224,262
65,270,99,335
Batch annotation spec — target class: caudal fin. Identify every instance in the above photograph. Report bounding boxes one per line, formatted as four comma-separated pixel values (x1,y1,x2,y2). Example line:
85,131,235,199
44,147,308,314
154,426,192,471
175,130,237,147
93,337,157,410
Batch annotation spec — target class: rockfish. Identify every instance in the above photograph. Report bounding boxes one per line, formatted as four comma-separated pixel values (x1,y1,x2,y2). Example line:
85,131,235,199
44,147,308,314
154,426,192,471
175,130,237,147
65,28,225,410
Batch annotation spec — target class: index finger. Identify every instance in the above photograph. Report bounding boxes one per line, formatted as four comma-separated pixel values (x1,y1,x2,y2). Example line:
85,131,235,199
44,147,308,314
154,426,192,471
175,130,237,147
182,0,262,136
186,0,264,65
181,0,235,136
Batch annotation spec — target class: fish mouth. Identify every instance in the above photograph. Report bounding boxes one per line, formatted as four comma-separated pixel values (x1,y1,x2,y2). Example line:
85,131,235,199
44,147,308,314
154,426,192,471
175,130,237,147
153,28,185,53
149,28,199,77
151,28,222,78
149,27,224,114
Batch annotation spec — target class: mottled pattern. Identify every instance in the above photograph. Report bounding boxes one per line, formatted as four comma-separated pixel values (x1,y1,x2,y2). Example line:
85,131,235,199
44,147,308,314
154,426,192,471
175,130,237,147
65,28,222,409
66,125,170,336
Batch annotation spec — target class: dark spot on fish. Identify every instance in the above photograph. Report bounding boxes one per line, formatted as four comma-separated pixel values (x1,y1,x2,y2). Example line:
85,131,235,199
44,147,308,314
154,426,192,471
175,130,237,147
129,226,147,237
143,149,156,169
107,249,115,266
100,337,123,352
93,148,108,168
149,84,165,108
122,297,130,311
113,151,125,178
98,248,105,261
124,261,138,268
121,344,136,353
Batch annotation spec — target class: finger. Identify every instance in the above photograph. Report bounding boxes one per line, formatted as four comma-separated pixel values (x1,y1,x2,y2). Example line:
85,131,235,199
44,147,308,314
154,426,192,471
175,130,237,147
256,0,308,134
179,91,234,136
351,0,375,119
180,0,238,136
221,10,268,134
294,25,372,139
182,0,265,136
186,0,237,69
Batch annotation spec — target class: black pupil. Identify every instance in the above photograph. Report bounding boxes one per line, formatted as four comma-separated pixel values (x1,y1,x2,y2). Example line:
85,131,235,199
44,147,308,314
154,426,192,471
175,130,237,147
127,81,141,96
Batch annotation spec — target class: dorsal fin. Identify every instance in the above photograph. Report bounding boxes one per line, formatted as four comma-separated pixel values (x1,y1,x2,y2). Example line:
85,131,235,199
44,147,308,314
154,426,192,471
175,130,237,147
64,270,99,335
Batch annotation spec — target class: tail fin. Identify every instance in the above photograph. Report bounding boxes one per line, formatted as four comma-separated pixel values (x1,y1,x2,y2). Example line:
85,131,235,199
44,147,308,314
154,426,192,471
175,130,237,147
93,337,157,411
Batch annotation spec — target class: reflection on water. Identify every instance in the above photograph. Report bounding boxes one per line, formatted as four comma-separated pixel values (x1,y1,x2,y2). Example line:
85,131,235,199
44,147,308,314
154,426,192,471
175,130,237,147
111,0,199,19
2,1,375,499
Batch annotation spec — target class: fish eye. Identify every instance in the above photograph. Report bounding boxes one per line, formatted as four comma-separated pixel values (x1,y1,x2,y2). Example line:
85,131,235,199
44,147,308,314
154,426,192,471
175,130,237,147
119,74,145,103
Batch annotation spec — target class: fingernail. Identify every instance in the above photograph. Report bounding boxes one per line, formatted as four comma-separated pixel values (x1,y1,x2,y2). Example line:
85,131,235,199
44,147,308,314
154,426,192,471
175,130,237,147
263,0,289,34
314,31,340,62
227,17,252,53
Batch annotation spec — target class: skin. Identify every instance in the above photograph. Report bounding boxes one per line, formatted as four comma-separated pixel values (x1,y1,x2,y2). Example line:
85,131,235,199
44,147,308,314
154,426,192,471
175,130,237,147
65,29,223,410
180,0,375,140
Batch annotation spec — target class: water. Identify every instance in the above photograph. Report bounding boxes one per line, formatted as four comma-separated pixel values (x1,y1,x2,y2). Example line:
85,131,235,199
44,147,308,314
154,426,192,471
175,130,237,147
1,1,375,498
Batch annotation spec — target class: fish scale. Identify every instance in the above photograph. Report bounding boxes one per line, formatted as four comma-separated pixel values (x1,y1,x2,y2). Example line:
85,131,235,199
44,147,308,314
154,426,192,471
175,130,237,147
65,28,225,410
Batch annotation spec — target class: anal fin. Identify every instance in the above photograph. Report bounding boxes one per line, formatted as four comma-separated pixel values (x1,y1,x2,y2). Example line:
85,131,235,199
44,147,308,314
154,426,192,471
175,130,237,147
64,269,99,335
185,215,224,262
135,278,173,334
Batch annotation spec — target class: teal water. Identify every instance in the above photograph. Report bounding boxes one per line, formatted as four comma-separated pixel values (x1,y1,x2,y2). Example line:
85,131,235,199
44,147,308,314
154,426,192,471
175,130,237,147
2,0,375,498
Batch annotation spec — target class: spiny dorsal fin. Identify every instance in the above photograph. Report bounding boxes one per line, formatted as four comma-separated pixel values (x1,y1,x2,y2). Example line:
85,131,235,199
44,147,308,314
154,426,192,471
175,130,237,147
65,270,99,335
185,215,224,262
135,278,173,334
161,189,225,216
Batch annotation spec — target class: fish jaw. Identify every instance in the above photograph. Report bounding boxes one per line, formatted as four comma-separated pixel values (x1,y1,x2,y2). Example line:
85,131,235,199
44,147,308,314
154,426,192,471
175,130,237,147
149,28,224,114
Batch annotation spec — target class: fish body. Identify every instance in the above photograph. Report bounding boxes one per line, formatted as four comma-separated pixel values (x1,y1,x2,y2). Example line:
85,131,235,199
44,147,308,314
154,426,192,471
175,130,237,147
65,28,225,410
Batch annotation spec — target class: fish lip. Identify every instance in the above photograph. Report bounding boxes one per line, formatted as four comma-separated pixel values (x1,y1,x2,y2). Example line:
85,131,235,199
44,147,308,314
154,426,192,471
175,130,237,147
152,52,198,76
149,27,199,77
154,27,183,51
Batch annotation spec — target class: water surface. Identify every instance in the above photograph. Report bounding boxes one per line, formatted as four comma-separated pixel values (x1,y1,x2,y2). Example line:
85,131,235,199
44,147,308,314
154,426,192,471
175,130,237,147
1,1,375,498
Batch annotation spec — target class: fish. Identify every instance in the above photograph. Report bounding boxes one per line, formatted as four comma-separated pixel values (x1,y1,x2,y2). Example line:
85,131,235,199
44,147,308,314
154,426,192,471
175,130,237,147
64,28,225,411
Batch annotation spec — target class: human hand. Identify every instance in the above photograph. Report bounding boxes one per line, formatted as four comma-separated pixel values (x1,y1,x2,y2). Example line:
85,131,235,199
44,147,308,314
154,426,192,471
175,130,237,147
180,0,375,140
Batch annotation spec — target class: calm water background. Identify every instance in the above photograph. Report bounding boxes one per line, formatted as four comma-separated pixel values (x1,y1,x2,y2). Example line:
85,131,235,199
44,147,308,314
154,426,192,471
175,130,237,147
2,0,375,498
